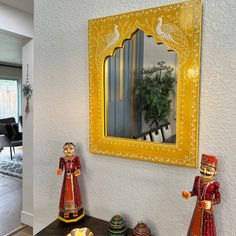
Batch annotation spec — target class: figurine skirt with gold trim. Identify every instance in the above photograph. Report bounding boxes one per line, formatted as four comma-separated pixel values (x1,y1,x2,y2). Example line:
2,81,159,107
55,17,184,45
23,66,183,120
59,156,82,213
187,203,216,236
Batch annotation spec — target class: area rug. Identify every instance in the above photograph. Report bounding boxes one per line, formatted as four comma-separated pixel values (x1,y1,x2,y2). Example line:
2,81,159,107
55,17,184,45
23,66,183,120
0,153,22,180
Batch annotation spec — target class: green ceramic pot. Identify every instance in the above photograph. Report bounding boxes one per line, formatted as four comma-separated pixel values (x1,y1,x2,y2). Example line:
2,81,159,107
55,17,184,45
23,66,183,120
107,215,127,236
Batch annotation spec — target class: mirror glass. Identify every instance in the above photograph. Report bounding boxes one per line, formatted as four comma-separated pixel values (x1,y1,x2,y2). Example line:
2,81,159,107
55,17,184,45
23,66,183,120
105,30,177,144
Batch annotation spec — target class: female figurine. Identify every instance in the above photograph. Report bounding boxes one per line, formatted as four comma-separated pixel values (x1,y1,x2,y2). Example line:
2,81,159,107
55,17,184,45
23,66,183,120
182,154,221,236
57,142,85,223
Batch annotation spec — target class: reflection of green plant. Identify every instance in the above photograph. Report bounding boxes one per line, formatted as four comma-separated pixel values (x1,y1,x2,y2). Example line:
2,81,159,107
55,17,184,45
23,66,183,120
136,61,175,128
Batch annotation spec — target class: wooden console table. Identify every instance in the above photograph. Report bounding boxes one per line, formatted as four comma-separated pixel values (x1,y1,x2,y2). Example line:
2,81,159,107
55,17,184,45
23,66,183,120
35,215,132,235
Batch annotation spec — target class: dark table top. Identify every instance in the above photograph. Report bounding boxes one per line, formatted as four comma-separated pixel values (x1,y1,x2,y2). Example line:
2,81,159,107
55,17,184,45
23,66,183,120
35,215,132,236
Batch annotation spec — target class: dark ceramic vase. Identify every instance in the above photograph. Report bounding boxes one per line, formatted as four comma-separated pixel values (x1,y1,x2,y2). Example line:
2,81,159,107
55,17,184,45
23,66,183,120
107,215,127,236
132,222,151,236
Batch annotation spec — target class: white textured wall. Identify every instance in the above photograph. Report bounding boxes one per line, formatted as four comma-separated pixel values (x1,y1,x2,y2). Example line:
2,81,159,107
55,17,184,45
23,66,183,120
34,0,236,235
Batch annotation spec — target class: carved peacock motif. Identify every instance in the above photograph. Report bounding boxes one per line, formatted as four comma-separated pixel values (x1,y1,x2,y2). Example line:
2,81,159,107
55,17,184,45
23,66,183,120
95,24,120,71
105,24,120,50
156,17,190,64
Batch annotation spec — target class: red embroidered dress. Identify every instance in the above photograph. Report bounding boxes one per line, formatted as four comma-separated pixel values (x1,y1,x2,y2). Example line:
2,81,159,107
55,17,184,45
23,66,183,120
59,156,82,214
187,176,221,236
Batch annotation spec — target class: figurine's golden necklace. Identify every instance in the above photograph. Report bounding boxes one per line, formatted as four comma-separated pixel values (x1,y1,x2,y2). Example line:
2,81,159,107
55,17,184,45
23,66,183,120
200,178,214,200
65,156,75,174
200,177,215,183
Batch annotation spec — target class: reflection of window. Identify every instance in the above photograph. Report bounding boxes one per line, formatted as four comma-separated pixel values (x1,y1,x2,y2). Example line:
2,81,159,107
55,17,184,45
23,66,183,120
0,79,19,120
106,32,143,139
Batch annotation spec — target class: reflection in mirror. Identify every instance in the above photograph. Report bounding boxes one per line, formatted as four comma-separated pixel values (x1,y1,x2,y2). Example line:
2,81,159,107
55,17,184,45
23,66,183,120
105,30,178,144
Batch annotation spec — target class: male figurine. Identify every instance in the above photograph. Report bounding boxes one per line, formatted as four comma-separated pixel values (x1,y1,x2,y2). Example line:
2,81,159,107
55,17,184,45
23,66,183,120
182,154,221,236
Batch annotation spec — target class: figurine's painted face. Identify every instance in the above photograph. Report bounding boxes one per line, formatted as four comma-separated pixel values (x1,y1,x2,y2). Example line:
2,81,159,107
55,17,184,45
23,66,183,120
63,144,75,158
200,164,216,181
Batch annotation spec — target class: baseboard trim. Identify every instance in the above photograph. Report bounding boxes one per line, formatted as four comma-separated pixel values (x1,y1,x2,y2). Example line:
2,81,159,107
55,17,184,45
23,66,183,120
21,211,33,227
5,225,27,236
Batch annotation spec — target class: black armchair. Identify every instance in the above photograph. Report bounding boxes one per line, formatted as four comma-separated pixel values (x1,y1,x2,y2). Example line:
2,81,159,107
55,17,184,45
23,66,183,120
0,117,23,160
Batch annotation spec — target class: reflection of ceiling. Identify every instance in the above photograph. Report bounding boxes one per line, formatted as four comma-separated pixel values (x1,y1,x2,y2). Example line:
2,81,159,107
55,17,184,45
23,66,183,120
0,30,24,65
143,36,177,69
0,0,33,14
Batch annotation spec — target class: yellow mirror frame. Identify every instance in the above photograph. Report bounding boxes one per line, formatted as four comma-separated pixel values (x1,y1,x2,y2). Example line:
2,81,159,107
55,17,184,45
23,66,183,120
89,0,202,167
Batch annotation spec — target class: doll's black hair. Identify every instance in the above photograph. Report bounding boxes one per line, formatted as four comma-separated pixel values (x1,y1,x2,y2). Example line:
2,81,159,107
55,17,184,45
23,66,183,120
63,142,75,147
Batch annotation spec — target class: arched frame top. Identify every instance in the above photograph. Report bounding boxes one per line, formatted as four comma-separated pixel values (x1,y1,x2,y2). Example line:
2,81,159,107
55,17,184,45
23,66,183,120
88,0,202,167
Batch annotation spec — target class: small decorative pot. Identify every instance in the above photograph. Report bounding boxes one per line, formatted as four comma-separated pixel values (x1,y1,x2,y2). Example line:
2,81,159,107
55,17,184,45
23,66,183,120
132,222,151,236
107,215,127,236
